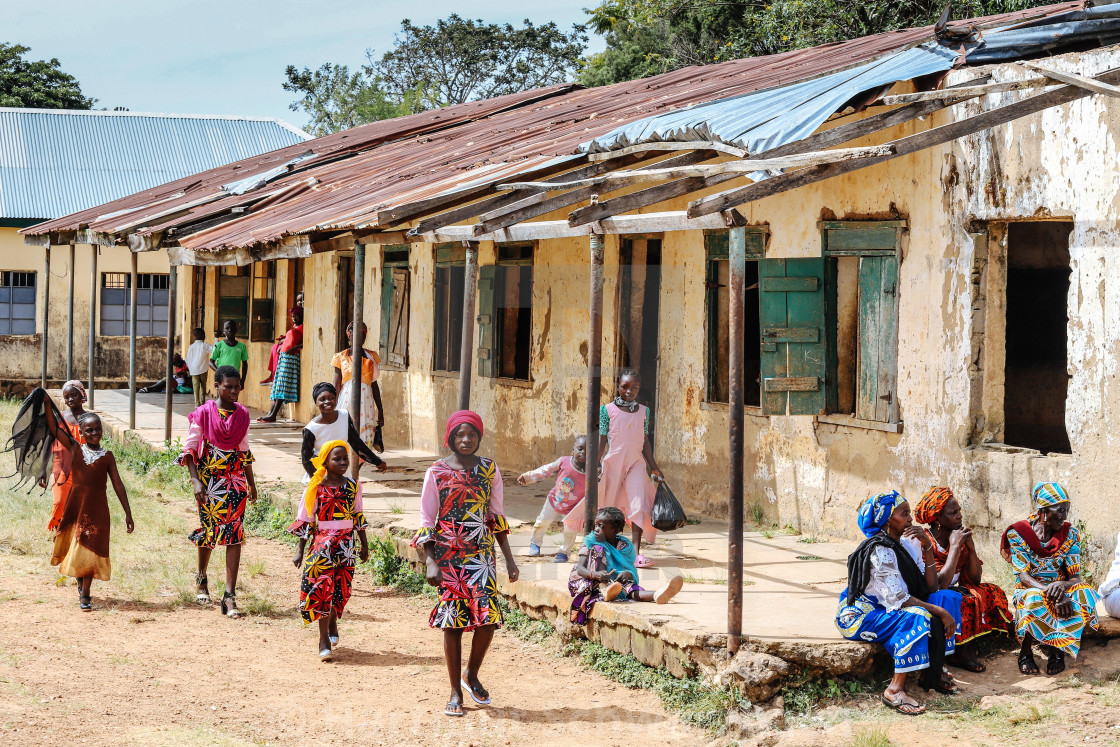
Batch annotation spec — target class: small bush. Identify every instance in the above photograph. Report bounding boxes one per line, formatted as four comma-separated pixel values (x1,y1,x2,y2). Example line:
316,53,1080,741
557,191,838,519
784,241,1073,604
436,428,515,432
243,490,297,545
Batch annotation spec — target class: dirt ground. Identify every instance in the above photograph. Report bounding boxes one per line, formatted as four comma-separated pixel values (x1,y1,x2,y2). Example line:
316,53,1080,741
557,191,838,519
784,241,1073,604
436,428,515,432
0,530,705,746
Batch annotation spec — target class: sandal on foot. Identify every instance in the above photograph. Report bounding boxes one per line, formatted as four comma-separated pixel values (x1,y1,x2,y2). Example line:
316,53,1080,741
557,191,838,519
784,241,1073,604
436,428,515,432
79,595,92,612
221,591,241,619
329,633,339,646
635,554,654,568
195,573,210,604
654,575,684,604
319,648,332,662
460,678,490,705
1018,651,1040,675
554,551,569,563
1046,649,1066,676
602,581,624,602
444,701,464,717
881,692,924,715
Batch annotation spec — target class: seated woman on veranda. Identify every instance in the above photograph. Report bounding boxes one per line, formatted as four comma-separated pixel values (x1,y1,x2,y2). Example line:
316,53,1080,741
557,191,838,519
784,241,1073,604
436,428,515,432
1001,481,1098,676
914,487,1013,672
836,491,963,716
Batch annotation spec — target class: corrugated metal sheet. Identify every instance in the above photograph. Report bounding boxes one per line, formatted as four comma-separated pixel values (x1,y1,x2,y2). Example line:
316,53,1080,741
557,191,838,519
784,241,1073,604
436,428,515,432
0,109,311,220
23,2,1091,254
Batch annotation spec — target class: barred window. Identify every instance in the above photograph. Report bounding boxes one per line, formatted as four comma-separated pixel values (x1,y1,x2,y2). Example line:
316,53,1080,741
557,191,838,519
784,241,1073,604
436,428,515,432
100,272,169,336
0,271,36,335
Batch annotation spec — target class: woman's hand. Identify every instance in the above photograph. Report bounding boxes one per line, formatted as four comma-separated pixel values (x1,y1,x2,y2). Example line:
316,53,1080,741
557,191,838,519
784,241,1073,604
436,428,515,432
505,558,520,582
650,468,664,483
425,559,443,588
516,473,530,486
932,605,956,635
1045,581,1074,616
903,525,932,550
292,551,304,569
125,514,135,534
191,477,205,503
37,476,47,490
358,542,370,563
375,462,388,473
376,412,385,428
949,528,971,548
247,485,258,504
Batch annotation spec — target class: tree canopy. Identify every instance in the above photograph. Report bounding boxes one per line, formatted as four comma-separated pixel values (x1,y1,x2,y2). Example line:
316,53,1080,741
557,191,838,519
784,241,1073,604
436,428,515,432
285,15,587,135
0,43,94,109
579,0,1056,87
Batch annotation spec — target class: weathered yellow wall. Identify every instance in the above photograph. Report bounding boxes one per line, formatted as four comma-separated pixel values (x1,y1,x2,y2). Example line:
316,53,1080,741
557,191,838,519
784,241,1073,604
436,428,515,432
0,228,171,389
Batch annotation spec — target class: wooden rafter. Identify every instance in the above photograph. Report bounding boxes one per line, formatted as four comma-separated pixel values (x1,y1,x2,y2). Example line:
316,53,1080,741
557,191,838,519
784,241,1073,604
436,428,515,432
687,66,1120,217
586,140,748,161
874,76,1052,105
1020,61,1120,98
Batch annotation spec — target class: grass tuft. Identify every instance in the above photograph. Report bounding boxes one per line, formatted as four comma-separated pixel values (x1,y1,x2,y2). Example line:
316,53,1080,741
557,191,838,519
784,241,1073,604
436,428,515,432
847,725,894,747
748,501,766,526
781,670,872,715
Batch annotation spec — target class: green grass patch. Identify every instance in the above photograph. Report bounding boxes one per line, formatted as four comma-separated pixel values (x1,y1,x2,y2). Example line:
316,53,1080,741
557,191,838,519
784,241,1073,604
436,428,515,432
781,670,874,716
242,489,297,546
797,535,827,544
362,533,437,598
748,501,766,526
847,724,894,747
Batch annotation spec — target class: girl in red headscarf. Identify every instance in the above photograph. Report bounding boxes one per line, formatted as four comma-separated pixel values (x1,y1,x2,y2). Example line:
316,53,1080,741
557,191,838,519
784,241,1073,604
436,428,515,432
411,410,519,718
914,487,1012,672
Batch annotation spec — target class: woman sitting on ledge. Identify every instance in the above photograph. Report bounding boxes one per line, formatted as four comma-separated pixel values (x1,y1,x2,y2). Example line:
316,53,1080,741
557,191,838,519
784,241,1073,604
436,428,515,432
914,487,1013,672
836,491,963,716
1001,481,1098,675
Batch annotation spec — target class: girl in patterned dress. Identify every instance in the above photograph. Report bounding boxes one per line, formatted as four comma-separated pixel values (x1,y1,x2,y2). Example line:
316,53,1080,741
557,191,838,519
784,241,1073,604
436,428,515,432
913,487,1012,672
290,439,369,661
1001,481,1098,675
411,410,519,718
179,365,258,619
42,380,87,531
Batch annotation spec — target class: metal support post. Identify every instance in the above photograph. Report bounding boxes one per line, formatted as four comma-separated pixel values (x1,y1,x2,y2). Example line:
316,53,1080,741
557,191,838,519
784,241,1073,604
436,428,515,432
583,233,606,534
457,242,478,411
350,244,366,426
41,246,50,389
727,226,746,654
66,241,75,381
128,252,138,429
88,245,98,408
164,266,178,443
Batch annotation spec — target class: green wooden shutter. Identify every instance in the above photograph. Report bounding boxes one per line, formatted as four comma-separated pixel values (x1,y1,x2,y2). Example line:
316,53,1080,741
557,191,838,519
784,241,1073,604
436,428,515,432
855,255,899,422
379,268,394,359
759,258,827,415
476,264,496,378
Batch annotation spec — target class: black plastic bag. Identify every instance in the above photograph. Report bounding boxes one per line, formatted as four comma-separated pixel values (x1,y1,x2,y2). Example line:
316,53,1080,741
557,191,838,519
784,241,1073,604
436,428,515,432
373,426,385,453
651,480,688,531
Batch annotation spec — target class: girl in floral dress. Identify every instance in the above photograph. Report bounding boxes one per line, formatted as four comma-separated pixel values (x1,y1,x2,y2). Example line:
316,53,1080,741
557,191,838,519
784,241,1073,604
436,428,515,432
290,439,370,661
179,365,258,619
412,410,519,717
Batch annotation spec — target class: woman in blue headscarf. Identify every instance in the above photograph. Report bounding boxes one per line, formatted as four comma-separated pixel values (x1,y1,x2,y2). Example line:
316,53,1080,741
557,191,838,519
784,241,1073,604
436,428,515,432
1001,481,1098,676
836,491,963,716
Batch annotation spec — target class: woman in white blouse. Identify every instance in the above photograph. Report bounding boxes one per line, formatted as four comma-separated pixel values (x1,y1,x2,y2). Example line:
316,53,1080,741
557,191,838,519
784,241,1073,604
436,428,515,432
836,491,964,716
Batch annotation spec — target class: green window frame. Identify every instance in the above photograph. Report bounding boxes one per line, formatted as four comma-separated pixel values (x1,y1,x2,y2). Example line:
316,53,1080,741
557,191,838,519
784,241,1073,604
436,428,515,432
379,246,411,369
705,229,764,406
433,243,465,373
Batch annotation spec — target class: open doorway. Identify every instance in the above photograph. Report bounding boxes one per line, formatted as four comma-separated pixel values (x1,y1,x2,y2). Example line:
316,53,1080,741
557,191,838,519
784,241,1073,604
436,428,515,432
617,237,661,437
1004,222,1072,454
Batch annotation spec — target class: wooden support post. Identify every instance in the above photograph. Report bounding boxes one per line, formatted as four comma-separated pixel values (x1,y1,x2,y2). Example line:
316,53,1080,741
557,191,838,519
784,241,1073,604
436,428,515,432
457,242,478,411
727,227,746,654
88,245,98,408
350,243,365,429
583,233,606,534
164,266,178,443
41,245,50,389
66,241,75,381
128,252,138,430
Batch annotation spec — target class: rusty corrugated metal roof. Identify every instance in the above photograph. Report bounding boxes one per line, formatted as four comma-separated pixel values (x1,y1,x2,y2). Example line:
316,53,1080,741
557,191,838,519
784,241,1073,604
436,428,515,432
24,2,1086,254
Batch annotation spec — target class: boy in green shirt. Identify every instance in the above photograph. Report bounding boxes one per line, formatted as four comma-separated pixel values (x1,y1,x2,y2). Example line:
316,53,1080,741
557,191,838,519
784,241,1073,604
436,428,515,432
209,320,248,383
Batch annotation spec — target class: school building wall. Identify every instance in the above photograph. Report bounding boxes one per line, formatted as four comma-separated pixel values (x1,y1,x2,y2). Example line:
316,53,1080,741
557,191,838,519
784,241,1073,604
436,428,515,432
0,227,171,394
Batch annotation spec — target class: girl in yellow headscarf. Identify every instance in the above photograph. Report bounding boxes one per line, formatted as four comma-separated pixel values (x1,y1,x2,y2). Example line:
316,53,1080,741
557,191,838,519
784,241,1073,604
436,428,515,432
289,439,369,662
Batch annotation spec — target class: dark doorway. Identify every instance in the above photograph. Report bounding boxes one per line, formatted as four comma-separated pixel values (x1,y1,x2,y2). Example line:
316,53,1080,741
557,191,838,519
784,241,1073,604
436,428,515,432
617,238,662,437
337,256,354,354
1004,222,1072,454
192,267,206,332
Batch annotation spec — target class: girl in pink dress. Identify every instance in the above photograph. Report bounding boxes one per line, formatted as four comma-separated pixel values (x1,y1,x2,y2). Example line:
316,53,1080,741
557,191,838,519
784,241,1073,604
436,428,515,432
597,368,663,568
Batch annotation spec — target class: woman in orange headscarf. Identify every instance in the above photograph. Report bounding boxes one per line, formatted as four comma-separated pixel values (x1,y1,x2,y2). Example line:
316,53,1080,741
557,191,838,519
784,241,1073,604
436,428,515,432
914,487,1013,672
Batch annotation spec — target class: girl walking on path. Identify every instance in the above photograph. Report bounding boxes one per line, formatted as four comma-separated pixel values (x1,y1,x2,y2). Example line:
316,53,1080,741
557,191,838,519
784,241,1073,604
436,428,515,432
6,389,134,611
258,307,304,423
290,440,370,661
596,368,662,568
43,380,88,531
301,382,387,483
412,410,519,717
179,365,258,619
331,322,384,453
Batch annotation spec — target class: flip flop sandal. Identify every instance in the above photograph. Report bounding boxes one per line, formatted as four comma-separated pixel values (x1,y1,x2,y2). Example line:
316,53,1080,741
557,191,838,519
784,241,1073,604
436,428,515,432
1018,652,1040,675
635,554,654,568
654,576,684,604
460,678,491,705
329,634,339,646
602,581,624,602
319,648,332,662
79,595,92,612
1046,651,1066,675
880,693,925,716
444,701,464,717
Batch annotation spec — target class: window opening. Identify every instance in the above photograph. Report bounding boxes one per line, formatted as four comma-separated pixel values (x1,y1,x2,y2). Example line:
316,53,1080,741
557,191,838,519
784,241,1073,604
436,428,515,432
100,272,169,336
0,270,36,335
249,262,276,342
433,245,465,373
380,246,411,368
705,231,763,407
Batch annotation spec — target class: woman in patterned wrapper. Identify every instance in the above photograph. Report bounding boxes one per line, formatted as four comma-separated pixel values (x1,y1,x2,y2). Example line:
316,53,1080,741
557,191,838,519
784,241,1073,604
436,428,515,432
410,410,519,718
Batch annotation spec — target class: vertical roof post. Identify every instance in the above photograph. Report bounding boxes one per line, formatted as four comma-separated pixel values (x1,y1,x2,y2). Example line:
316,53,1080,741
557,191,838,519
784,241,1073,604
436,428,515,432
583,232,606,535
88,245,98,409
350,243,366,430
165,264,178,443
66,240,76,382
457,241,479,411
128,252,138,430
727,226,746,654
41,244,50,389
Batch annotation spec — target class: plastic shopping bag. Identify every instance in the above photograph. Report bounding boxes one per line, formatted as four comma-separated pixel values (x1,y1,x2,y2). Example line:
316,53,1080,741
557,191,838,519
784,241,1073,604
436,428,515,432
651,480,688,531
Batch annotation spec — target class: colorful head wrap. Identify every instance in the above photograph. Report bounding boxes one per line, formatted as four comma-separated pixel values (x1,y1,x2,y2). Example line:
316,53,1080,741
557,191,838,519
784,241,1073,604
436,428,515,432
62,380,87,402
1031,481,1069,517
856,490,903,538
303,439,350,517
444,409,484,448
914,487,954,525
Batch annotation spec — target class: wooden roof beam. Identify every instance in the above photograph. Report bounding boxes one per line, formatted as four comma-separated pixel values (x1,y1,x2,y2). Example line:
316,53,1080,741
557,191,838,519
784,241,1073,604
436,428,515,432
688,65,1120,217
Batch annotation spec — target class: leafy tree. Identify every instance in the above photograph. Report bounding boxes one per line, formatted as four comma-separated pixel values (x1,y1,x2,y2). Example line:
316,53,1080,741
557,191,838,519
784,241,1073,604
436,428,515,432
282,63,412,137
0,43,94,109
580,0,1057,86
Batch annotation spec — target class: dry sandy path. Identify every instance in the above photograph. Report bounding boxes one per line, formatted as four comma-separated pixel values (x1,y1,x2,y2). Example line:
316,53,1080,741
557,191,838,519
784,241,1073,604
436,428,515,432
0,528,705,746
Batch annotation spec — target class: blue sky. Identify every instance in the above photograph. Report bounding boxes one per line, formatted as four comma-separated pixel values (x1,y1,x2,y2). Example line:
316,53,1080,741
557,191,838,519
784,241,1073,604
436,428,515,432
8,0,603,129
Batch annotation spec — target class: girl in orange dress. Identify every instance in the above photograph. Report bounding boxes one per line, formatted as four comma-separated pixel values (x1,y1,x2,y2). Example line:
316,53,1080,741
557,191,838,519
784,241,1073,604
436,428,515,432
42,381,88,531
331,322,384,453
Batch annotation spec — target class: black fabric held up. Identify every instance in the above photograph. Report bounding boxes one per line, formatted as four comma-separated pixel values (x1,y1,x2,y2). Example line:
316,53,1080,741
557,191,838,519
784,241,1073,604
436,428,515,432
845,532,929,605
3,388,63,491
919,613,947,690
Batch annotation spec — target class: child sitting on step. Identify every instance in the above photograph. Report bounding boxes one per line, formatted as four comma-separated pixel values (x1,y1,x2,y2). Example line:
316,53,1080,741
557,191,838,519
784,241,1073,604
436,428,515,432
568,507,682,624
516,435,587,563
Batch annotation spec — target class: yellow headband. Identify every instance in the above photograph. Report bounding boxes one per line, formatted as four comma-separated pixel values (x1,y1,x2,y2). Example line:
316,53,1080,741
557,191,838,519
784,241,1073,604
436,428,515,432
303,439,350,516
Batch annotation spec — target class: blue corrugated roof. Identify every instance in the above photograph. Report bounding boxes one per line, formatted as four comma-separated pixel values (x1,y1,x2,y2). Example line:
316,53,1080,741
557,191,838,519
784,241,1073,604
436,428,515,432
0,109,311,220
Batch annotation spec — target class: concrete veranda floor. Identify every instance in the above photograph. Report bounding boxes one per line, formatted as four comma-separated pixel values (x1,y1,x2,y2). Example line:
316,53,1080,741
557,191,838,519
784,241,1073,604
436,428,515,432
84,387,854,649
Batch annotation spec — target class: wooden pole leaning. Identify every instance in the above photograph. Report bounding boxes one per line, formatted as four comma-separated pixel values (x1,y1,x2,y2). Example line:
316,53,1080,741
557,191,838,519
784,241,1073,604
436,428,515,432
88,245,97,408
350,244,366,429
583,233,606,534
128,251,138,430
457,242,478,411
726,227,746,654
164,266,178,443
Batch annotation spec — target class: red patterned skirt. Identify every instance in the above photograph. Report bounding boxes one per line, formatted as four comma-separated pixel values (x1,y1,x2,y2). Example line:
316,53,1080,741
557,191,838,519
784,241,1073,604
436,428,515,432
955,580,1014,644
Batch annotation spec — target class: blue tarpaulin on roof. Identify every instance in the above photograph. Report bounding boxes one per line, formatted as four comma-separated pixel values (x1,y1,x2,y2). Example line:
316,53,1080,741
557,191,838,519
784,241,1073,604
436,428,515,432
578,3,1120,159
